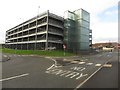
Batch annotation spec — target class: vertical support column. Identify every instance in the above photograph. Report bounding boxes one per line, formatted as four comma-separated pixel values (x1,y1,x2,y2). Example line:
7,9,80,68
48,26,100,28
45,10,49,50
35,6,40,50
16,29,18,50
35,15,38,50
5,31,7,48
21,25,23,50
27,24,30,50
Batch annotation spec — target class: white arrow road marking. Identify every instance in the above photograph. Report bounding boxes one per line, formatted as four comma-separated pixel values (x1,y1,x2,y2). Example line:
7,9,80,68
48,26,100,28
0,73,29,82
46,59,62,70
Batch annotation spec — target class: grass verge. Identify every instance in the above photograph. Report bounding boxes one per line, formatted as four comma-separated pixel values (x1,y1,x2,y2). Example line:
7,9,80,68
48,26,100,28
1,48,75,57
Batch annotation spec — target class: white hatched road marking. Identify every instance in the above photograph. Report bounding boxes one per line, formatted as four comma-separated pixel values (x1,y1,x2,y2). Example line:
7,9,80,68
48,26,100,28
95,64,102,67
46,58,62,70
86,63,93,65
71,61,79,64
78,62,86,64
103,64,112,67
0,73,29,82
3,55,7,57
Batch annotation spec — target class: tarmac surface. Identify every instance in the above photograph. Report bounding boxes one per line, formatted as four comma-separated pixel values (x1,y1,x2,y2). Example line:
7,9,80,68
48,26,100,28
0,51,119,89
0,54,10,62
81,56,118,88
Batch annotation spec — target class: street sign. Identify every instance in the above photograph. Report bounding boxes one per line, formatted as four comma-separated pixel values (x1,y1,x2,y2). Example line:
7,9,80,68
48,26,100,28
63,44,66,56
118,44,120,49
63,44,66,49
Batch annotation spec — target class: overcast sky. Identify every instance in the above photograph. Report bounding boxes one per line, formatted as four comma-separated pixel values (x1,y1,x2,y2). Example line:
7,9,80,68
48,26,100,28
0,0,118,44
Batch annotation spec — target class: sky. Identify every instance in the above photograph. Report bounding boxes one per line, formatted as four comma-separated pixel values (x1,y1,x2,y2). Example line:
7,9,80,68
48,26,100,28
0,0,119,44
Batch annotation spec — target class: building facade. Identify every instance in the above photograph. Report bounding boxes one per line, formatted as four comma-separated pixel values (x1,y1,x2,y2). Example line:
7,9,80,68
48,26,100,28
64,9,92,53
5,10,64,50
5,9,92,52
92,42,118,49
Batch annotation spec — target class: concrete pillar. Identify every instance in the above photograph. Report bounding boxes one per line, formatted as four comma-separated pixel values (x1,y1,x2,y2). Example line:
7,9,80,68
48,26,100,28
45,10,49,50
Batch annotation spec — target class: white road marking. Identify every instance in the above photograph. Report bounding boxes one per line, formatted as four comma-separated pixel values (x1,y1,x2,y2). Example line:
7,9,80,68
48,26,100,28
60,71,72,76
71,67,86,72
3,55,7,57
47,64,56,70
65,72,78,77
46,68,88,80
95,64,101,67
70,73,79,78
80,68,86,71
46,58,62,70
74,61,110,90
0,73,29,82
103,64,112,67
76,73,88,80
63,59,67,61
63,59,72,61
86,63,93,65
78,62,85,64
71,61,79,64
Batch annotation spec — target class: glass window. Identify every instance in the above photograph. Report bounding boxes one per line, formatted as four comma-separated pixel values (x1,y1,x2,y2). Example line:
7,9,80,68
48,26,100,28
76,27,89,36
77,20,89,28
82,10,90,22
80,42,89,50
80,27,89,35
79,35,89,42
64,11,76,20
74,9,90,22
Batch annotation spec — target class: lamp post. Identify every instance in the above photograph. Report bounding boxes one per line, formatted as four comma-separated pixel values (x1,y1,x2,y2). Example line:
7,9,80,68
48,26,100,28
35,6,40,50
63,44,66,56
19,18,24,50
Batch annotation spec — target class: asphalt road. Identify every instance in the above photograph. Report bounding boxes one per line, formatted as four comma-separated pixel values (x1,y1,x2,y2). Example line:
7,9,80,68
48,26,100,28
1,51,118,89
80,53,118,88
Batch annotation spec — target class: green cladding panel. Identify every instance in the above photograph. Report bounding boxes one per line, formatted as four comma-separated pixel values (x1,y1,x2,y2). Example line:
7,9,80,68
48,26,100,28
74,9,90,22
64,9,90,52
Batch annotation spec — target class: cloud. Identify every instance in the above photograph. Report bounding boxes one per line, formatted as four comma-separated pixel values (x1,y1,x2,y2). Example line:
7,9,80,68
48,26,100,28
105,10,118,15
92,22,118,43
92,37,118,44
0,0,119,43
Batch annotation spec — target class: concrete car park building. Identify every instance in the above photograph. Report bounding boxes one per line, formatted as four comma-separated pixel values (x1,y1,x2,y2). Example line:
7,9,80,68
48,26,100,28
5,10,64,50
5,9,92,52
